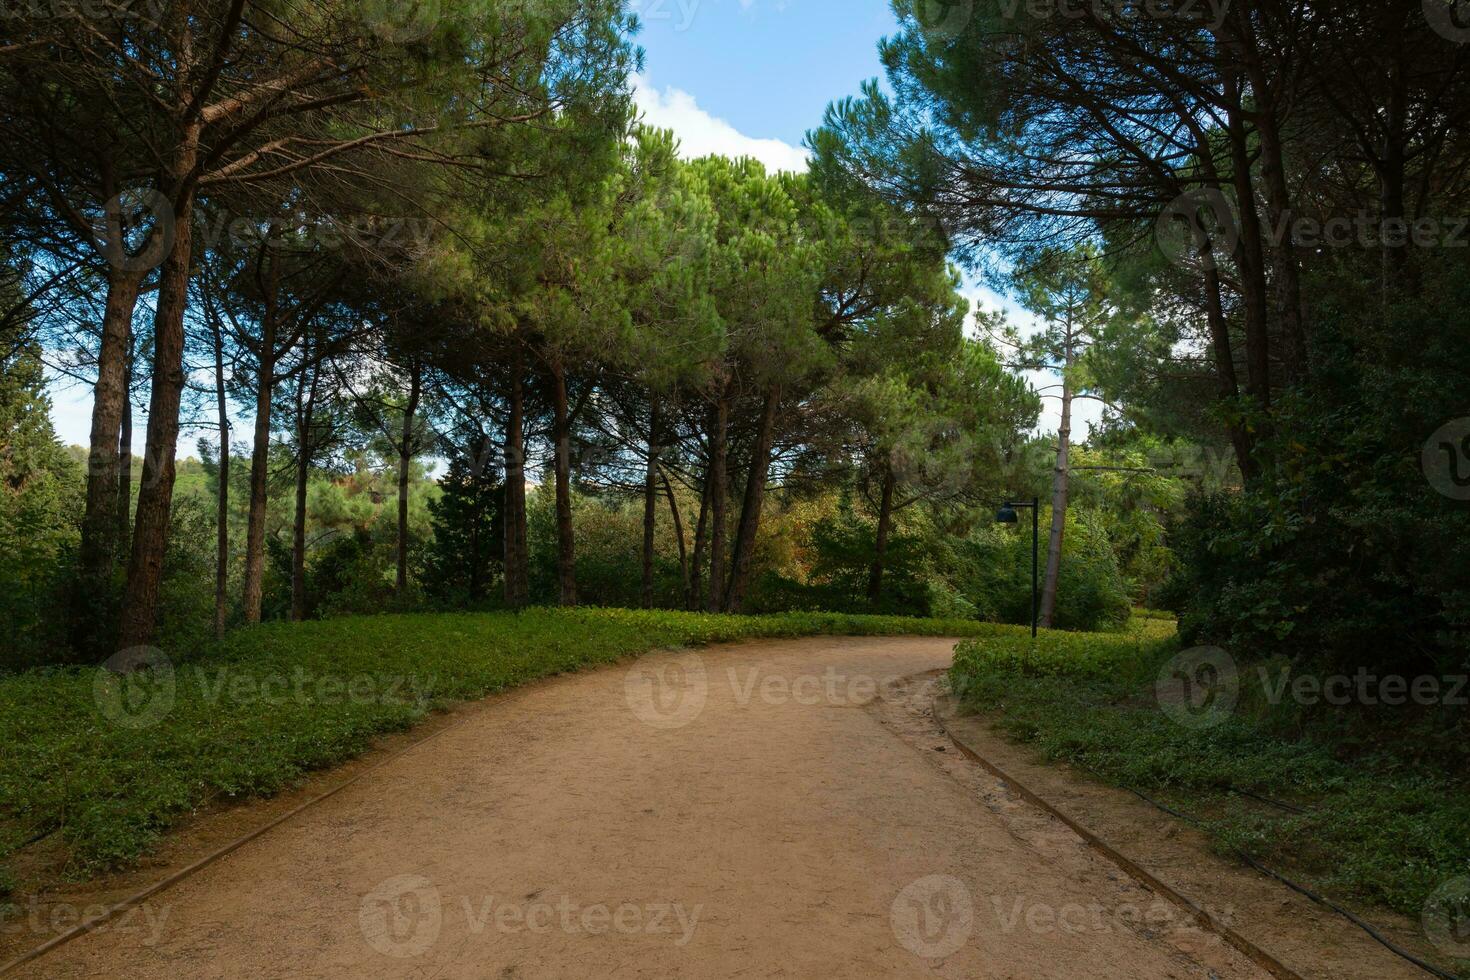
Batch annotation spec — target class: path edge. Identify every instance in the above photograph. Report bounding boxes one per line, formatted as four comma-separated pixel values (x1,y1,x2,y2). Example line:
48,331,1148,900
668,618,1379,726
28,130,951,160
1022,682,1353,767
931,690,1305,980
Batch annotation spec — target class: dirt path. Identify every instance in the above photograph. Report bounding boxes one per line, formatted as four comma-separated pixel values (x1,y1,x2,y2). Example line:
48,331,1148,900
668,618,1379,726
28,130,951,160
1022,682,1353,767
28,637,1267,979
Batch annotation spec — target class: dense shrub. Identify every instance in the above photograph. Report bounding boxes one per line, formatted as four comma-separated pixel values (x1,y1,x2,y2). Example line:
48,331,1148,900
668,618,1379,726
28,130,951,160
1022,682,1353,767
0,338,84,671
745,500,1131,632
955,510,1132,632
1163,261,1470,679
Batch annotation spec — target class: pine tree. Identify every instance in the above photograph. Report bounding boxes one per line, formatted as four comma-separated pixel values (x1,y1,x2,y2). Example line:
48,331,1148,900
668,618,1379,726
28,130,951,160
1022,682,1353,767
423,454,505,607
0,281,84,665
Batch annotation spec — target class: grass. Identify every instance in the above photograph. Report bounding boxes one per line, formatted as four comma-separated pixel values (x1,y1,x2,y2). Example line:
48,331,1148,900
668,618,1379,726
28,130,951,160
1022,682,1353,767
0,607,1019,886
949,621,1470,923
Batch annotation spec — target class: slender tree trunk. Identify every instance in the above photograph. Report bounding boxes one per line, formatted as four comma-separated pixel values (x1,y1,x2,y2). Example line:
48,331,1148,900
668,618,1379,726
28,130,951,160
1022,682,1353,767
1039,347,1074,629
397,358,422,594
211,319,229,639
1234,17,1308,379
78,269,142,593
1202,263,1260,485
503,351,530,609
725,386,780,613
866,464,896,606
641,400,660,609
689,473,710,611
549,361,577,607
468,508,482,602
242,321,277,624
704,393,729,613
661,468,690,603
1221,75,1273,410
116,337,134,558
290,359,318,622
118,175,197,649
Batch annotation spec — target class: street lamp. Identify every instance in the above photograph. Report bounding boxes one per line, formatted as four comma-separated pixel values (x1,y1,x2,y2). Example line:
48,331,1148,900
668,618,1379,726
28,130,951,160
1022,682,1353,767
996,497,1039,638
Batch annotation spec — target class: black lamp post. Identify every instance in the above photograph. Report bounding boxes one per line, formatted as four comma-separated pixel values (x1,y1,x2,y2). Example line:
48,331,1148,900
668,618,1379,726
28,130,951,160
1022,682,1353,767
996,497,1040,638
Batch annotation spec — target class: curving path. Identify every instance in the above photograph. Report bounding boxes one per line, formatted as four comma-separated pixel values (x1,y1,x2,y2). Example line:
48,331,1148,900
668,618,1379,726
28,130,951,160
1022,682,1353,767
31,636,1265,979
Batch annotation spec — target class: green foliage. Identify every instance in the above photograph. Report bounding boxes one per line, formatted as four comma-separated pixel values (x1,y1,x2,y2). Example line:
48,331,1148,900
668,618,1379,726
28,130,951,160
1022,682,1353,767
1161,260,1470,678
950,617,1470,918
0,326,84,670
0,607,1014,883
952,626,1169,684
956,509,1131,632
422,454,504,607
743,494,1130,632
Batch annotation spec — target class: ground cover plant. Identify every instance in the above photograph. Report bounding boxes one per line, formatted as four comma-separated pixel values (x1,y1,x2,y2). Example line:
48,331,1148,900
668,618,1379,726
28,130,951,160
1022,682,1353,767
0,607,1021,890
950,621,1470,925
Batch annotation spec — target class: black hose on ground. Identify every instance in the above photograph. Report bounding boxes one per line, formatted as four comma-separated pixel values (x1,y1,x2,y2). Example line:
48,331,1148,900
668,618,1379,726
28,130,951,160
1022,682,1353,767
1092,770,1462,980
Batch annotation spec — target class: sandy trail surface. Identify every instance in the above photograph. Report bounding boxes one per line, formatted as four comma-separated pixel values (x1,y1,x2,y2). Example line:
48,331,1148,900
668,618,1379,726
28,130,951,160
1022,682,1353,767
31,636,1266,979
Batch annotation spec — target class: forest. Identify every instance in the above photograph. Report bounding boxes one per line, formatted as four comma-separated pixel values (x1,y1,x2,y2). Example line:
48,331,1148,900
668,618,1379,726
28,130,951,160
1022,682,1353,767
1,1,1461,682
0,0,1200,669
1,2,1469,970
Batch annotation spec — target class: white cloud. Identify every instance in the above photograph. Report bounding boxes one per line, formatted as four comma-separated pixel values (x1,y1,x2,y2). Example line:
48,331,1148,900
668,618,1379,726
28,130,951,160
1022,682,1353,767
632,74,810,174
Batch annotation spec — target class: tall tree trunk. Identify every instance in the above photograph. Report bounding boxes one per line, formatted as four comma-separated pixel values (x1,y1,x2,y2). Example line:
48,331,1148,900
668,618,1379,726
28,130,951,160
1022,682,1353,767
1039,348,1074,629
1234,19,1308,380
78,269,142,594
689,473,710,611
704,392,729,613
1221,70,1273,411
468,502,482,602
502,350,530,609
116,337,134,558
725,386,780,613
867,464,896,606
661,468,690,603
118,175,197,650
211,317,229,640
290,357,318,622
397,357,422,594
641,400,660,609
241,318,277,624
549,361,577,607
1202,263,1260,485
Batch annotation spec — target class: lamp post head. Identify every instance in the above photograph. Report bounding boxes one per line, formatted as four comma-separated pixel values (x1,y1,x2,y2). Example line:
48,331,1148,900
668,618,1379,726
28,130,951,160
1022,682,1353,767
996,504,1020,525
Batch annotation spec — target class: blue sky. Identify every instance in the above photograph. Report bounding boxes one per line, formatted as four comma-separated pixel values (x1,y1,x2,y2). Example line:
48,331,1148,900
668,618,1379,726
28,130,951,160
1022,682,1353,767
631,0,1093,438
46,1,1091,447
630,0,899,160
